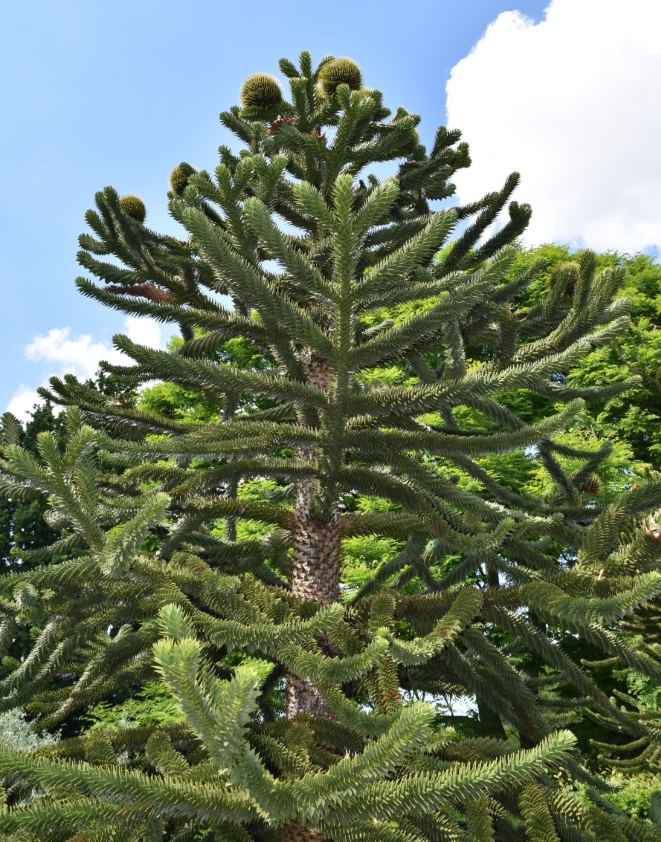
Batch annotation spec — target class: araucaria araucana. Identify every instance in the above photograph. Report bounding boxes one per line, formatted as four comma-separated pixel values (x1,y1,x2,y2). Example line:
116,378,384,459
2,50,661,842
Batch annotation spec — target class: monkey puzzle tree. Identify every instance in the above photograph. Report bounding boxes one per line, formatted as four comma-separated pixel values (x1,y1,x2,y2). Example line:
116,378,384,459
2,50,661,842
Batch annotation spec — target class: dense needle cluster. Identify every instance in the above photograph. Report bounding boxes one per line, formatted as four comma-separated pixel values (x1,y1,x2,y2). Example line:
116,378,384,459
1,50,661,842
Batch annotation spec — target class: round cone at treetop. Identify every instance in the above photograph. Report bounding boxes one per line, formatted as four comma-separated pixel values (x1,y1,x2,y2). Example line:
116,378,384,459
169,161,198,197
319,56,363,95
118,193,146,223
240,72,283,108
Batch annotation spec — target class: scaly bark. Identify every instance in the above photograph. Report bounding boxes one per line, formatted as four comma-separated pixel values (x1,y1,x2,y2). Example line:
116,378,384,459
286,355,342,720
284,355,339,840
281,820,329,842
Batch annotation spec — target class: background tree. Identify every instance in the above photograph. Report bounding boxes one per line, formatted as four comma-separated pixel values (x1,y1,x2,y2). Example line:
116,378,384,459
0,402,65,576
0,376,135,733
567,249,661,467
0,402,65,677
495,245,661,468
472,245,661,771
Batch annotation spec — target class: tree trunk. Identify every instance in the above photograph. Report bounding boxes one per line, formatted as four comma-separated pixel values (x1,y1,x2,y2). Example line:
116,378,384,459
281,820,329,842
286,355,342,720
283,356,339,840
476,696,508,740
485,562,499,589
479,562,507,739
291,481,341,605
286,473,342,719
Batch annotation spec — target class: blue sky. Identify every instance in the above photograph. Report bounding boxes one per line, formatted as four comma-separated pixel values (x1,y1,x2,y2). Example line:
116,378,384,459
4,0,657,417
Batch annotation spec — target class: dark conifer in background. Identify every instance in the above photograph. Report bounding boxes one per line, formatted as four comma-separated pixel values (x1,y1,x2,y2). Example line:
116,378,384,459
2,50,661,842
0,403,66,678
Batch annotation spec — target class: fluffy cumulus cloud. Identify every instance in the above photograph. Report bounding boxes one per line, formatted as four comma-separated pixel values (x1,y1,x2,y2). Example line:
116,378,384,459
445,0,661,253
5,317,162,420
5,386,45,422
24,328,126,381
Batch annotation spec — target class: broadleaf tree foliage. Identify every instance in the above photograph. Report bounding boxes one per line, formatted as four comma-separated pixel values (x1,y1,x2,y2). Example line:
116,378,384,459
2,50,661,842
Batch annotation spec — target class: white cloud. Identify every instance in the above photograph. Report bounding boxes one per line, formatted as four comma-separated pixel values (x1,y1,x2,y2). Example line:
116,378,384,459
24,328,126,381
5,386,44,422
125,316,162,350
445,0,661,253
5,318,163,419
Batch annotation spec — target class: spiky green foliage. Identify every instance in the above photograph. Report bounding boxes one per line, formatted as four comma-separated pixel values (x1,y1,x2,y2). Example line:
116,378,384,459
0,607,587,842
493,244,661,469
0,404,66,572
0,403,73,682
2,48,661,840
0,563,651,841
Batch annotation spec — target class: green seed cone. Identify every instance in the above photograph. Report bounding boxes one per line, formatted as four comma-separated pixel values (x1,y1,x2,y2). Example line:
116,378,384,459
118,194,146,223
240,73,283,108
403,128,420,155
169,162,197,197
320,58,362,96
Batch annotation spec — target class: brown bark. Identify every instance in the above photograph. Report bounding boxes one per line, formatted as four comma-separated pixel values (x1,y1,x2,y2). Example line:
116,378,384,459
286,354,342,720
291,481,342,606
476,696,508,740
106,282,176,303
485,564,499,589
282,357,341,841
281,820,329,842
286,469,342,719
